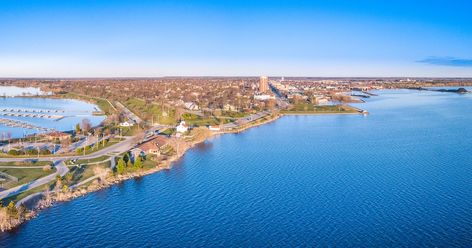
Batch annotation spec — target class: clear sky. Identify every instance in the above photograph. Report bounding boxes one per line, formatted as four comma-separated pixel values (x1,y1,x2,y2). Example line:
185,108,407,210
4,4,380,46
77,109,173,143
1,0,472,77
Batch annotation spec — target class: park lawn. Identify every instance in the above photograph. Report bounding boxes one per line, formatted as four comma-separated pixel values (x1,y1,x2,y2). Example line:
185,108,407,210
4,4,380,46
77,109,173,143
80,137,124,155
183,115,235,126
120,125,142,136
67,161,110,185
183,117,220,126
0,161,51,167
221,111,249,118
142,157,159,170
160,128,176,136
66,155,110,166
1,181,56,206
282,104,359,114
0,167,56,189
125,98,176,125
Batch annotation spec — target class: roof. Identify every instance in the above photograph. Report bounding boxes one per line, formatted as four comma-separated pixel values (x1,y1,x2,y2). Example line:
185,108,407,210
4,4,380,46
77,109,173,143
137,136,169,151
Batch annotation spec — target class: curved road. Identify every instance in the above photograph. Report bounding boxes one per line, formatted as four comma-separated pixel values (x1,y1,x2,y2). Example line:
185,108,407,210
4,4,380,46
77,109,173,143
0,136,138,201
0,161,68,200
0,136,136,163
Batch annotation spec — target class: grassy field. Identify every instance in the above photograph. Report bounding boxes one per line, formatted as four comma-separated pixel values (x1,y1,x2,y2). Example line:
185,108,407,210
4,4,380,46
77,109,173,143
0,161,51,167
125,98,176,125
0,167,56,189
120,125,142,136
1,181,56,205
67,161,110,185
182,113,235,126
282,104,360,114
66,155,110,166
79,137,124,155
160,128,175,136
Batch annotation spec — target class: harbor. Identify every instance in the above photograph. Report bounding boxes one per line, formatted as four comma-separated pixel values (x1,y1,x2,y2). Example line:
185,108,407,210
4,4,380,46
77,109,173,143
0,117,54,132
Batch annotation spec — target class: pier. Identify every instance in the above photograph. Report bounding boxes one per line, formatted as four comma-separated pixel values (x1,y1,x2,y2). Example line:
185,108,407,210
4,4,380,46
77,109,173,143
0,112,63,119
0,117,55,132
0,108,64,119
0,108,65,114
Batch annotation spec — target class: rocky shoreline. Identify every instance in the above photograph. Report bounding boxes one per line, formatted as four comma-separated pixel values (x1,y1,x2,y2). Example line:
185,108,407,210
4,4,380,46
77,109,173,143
0,113,282,232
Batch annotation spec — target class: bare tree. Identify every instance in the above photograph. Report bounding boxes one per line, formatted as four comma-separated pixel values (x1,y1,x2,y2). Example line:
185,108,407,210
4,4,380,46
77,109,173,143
81,118,91,135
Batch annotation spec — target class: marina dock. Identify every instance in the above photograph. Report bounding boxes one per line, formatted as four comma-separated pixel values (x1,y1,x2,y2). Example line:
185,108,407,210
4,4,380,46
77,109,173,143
0,117,55,131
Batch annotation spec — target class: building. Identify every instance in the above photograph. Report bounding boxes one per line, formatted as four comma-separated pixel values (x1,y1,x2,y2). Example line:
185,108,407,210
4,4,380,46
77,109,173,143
136,136,169,156
44,131,71,142
259,76,269,93
176,121,189,133
119,121,134,127
254,94,275,101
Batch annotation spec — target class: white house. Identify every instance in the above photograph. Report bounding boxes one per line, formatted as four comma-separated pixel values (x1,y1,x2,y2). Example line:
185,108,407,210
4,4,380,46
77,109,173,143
176,121,189,133
119,121,134,127
254,94,275,101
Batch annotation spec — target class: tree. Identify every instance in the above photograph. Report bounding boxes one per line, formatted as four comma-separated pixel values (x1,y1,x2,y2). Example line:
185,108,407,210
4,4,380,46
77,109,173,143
65,172,73,185
55,175,63,189
6,201,18,219
116,158,126,174
81,118,92,135
75,123,81,134
76,147,83,155
123,153,130,164
134,157,142,170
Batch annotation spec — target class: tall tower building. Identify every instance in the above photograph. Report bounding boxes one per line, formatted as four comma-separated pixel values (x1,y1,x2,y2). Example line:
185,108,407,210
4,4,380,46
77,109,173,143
259,76,269,93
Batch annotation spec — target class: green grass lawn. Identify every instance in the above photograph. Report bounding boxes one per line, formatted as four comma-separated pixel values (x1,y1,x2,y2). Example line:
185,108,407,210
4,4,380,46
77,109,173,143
125,98,176,125
282,104,359,114
120,126,142,136
67,161,110,185
160,128,176,136
0,167,56,189
221,111,249,118
66,155,110,165
1,181,56,205
0,161,51,167
79,137,124,155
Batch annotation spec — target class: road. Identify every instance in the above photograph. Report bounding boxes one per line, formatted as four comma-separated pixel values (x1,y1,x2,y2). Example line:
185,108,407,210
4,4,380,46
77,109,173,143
221,111,271,130
0,161,68,200
0,136,136,163
0,135,139,201
115,101,142,124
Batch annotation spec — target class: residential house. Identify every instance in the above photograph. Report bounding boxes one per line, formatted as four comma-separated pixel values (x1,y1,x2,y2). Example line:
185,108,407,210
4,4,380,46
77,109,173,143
176,121,189,133
136,136,169,156
119,121,134,127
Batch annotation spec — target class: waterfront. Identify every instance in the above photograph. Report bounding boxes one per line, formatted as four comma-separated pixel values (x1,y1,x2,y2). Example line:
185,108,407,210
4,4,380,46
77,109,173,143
1,89,472,247
0,96,105,139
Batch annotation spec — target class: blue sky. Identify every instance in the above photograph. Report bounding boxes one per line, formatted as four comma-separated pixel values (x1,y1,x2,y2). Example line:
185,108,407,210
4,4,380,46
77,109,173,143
1,0,471,77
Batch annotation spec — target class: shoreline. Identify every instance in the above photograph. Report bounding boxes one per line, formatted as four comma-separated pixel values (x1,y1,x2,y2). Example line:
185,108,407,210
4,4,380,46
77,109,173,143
0,113,281,232
1,109,365,231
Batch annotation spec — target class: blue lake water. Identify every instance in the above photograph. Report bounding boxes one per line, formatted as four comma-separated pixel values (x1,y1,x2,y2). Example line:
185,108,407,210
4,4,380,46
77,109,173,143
0,97,105,138
1,89,472,247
